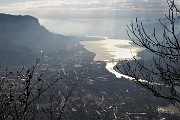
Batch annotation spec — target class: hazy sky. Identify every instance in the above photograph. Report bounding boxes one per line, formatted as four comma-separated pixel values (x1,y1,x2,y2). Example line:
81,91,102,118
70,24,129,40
0,0,176,20
1,0,180,38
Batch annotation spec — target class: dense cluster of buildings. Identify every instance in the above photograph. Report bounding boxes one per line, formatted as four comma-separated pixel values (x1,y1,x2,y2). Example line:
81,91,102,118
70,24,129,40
1,43,179,119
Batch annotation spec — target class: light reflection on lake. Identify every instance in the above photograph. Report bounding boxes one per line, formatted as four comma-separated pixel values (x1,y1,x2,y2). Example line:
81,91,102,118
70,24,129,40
81,38,151,82
80,37,141,80
80,37,141,61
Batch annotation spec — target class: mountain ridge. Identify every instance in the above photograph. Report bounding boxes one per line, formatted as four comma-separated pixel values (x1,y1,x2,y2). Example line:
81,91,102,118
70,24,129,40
0,13,70,65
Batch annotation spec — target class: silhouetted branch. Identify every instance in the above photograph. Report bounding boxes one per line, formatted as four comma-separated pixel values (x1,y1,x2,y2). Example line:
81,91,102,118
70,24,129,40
118,0,180,107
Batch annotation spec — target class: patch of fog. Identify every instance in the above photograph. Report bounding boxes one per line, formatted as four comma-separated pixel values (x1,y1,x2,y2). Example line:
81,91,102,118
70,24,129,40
39,19,129,39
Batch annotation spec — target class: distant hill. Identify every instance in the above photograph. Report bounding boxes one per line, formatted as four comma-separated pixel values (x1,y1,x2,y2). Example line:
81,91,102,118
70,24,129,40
128,17,180,60
0,13,70,65
135,17,180,40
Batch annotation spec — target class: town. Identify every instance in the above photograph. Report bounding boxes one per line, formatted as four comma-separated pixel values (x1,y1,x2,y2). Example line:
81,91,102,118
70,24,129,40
1,42,179,120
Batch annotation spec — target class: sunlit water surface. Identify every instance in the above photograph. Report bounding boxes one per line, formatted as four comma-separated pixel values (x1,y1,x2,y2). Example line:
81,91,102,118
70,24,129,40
80,37,142,79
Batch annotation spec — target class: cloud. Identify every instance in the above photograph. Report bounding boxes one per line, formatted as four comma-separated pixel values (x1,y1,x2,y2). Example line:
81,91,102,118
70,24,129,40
0,0,172,19
7,0,167,10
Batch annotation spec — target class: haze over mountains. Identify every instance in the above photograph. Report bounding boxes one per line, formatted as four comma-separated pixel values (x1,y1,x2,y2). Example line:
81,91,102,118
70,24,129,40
137,17,180,40
0,13,70,65
0,13,180,65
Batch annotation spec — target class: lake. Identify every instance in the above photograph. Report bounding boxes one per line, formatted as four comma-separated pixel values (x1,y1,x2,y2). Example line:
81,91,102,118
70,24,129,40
80,37,142,79
80,37,141,61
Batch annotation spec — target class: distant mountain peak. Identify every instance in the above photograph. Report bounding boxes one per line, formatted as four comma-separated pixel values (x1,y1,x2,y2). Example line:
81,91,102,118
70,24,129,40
0,13,40,26
0,13,37,19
